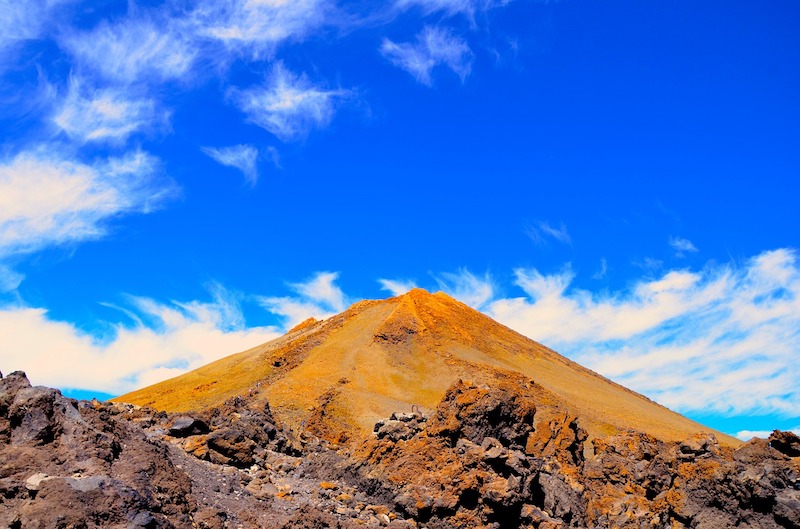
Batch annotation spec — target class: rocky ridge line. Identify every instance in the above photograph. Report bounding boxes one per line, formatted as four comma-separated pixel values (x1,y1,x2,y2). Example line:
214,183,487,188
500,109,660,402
1,370,799,528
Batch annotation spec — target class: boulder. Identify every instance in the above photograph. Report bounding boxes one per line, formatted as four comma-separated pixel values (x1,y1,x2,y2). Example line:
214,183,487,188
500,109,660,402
168,415,209,437
426,380,536,448
770,430,800,457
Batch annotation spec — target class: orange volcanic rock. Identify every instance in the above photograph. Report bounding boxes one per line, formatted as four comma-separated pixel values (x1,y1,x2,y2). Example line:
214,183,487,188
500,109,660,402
3,369,798,528
114,288,738,447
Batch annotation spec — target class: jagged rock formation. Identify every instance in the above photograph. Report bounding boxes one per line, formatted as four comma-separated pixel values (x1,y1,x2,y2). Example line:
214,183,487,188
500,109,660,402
4,290,800,527
1,370,799,528
0,371,193,528
323,378,800,529
0,371,412,529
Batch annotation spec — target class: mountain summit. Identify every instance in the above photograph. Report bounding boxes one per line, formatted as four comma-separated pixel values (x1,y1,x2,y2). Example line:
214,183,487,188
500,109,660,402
5,290,799,528
116,289,735,445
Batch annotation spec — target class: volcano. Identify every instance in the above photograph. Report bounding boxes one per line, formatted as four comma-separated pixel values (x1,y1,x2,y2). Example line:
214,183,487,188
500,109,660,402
5,289,799,528
116,289,735,446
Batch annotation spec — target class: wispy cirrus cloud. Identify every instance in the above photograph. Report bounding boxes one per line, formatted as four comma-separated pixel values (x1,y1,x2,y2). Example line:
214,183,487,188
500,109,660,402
258,271,349,328
228,62,351,141
62,16,196,85
52,76,165,143
669,236,699,258
632,256,664,272
395,0,511,20
483,248,800,418
592,257,608,280
193,0,333,58
202,144,260,186
0,149,175,257
0,0,74,54
0,273,355,395
0,264,24,293
378,278,418,296
381,26,473,86
0,1,47,50
526,220,571,246
434,268,495,309
0,284,281,394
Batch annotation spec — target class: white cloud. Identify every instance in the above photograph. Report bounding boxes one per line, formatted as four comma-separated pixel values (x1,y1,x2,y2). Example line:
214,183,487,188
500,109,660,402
381,26,473,86
0,149,175,256
735,428,800,441
264,146,282,169
0,0,73,53
592,257,608,280
63,16,196,84
0,288,281,394
202,144,260,186
485,248,800,418
52,76,165,143
229,62,350,141
526,220,571,246
633,256,664,272
395,0,511,20
434,268,495,309
378,278,418,296
193,0,332,58
290,271,347,311
0,1,46,49
669,236,699,257
258,271,349,328
0,263,24,293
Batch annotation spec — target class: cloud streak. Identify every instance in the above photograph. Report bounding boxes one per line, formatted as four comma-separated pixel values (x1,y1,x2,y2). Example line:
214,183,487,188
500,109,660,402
378,278,418,296
526,220,571,246
202,144,260,186
258,271,349,328
395,0,512,20
193,0,332,58
0,0,73,55
434,268,495,309
669,236,699,257
0,274,351,395
482,249,800,418
229,62,351,141
0,286,281,394
0,149,175,257
53,77,165,143
63,15,196,85
381,26,473,86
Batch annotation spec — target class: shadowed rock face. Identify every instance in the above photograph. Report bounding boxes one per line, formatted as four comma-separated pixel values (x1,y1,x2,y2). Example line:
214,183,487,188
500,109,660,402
2,371,799,529
298,378,800,529
0,371,193,528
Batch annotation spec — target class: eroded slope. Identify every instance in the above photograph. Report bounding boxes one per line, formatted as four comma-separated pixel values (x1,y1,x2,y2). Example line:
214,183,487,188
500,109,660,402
115,289,737,446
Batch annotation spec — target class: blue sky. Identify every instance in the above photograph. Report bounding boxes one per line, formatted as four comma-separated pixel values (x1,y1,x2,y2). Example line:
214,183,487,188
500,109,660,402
1,0,798,441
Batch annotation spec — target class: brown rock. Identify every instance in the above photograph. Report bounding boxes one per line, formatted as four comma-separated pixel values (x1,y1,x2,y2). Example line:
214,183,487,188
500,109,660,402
0,372,193,528
770,430,800,457
426,379,536,448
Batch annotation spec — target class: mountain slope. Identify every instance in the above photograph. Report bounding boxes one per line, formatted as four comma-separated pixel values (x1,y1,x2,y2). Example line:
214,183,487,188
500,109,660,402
115,289,738,446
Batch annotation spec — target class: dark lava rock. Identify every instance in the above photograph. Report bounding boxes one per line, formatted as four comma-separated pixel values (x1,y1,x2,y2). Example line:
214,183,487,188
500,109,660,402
425,379,536,449
168,415,209,437
0,371,193,528
771,430,800,458
3,372,799,529
337,379,800,529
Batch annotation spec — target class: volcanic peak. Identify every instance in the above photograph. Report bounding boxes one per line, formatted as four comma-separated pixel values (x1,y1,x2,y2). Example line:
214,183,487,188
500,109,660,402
115,288,740,447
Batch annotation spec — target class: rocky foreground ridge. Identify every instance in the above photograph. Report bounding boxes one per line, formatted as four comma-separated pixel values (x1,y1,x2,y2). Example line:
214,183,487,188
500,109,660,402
1,370,799,529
